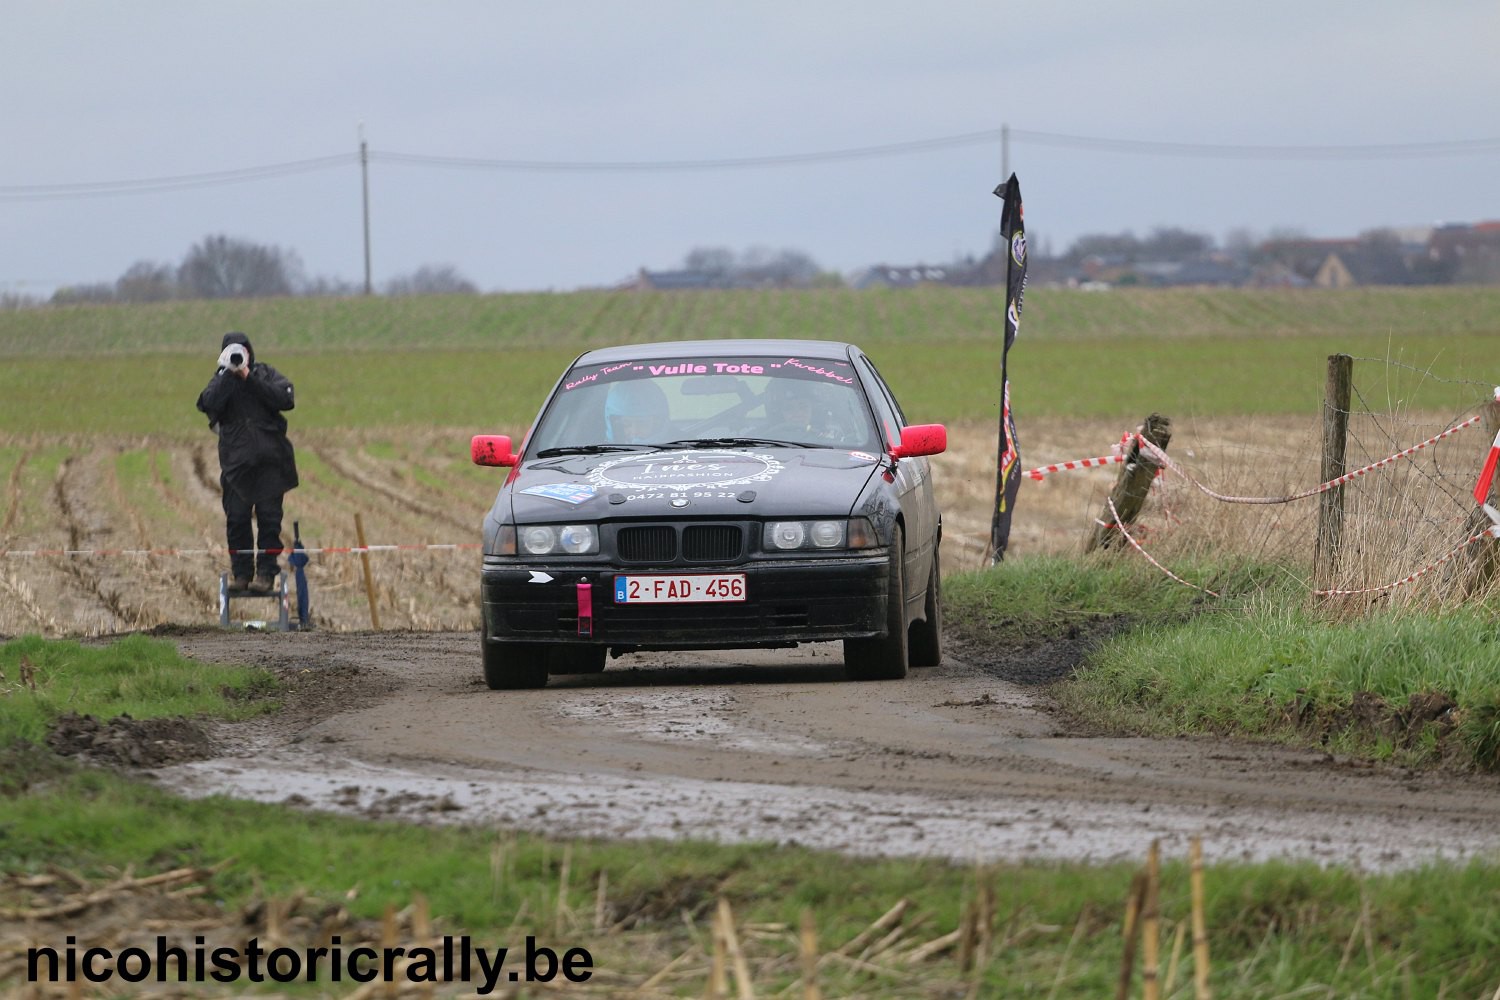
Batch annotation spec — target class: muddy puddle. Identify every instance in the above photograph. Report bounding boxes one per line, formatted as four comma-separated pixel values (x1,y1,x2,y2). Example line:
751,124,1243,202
148,630,1500,874
156,742,1495,872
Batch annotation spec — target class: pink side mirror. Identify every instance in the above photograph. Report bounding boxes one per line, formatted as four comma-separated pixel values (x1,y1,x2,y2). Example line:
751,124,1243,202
891,423,947,459
471,434,517,467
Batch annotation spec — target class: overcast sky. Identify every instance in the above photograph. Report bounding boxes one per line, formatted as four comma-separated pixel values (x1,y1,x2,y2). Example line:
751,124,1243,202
4,1,1498,297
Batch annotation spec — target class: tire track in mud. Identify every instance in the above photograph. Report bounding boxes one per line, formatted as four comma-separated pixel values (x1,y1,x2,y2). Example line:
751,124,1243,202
104,445,216,627
297,446,477,629
106,447,154,548
189,444,223,504
0,444,79,635
1,445,30,540
365,438,493,526
0,446,59,632
0,568,61,634
50,455,127,634
154,446,216,526
153,447,227,616
325,443,480,624
309,444,474,535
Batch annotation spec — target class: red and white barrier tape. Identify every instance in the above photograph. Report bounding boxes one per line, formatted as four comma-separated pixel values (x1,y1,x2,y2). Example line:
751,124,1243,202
0,543,481,559
1134,414,1485,505
1091,396,1500,598
1026,453,1126,481
1476,426,1500,504
1025,416,1483,495
1025,432,1132,481
1312,506,1500,597
1100,498,1219,597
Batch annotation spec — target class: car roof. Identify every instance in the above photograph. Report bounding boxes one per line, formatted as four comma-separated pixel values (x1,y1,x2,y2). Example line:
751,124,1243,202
573,339,859,366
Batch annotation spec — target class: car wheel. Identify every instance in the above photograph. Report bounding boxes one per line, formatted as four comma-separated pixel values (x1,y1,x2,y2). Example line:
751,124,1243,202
909,542,942,668
552,646,608,674
482,629,550,690
844,524,908,681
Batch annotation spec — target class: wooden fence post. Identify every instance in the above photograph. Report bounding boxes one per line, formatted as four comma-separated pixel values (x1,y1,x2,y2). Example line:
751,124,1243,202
1315,355,1354,585
354,512,381,630
1087,413,1172,553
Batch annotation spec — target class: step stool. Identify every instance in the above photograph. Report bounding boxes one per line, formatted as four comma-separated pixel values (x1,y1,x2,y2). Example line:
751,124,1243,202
218,572,291,630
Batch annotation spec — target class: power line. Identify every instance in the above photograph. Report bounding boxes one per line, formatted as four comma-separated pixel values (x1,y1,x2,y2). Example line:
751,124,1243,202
0,154,356,202
371,129,1008,172
3,128,1499,202
1009,129,1500,161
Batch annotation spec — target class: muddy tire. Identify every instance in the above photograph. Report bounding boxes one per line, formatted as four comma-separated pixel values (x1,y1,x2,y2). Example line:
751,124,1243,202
844,524,908,681
482,632,549,690
909,543,942,668
552,646,608,674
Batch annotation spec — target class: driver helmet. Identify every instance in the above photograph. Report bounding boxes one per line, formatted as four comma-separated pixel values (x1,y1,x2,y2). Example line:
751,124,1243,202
604,379,669,443
765,379,814,425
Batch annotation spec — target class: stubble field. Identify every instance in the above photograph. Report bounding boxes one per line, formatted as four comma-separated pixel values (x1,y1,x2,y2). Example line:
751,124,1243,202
3,409,1489,636
3,285,1498,636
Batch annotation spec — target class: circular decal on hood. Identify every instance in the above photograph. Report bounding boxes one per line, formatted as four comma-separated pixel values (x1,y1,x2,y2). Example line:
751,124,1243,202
588,450,784,493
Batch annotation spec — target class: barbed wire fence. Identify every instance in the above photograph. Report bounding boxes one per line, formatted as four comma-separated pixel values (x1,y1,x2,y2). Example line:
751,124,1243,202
1048,356,1500,609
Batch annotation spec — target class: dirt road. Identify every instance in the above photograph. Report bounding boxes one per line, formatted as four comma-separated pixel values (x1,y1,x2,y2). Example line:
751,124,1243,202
150,629,1500,872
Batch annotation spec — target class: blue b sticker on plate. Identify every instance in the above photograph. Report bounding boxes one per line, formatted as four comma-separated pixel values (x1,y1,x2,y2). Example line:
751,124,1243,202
520,483,597,505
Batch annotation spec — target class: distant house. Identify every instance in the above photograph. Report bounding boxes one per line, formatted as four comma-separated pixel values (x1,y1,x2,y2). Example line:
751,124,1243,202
626,268,729,291
1312,247,1416,287
1244,262,1310,288
1157,258,1251,288
1314,254,1356,288
1427,222,1500,284
849,264,956,290
1258,238,1360,283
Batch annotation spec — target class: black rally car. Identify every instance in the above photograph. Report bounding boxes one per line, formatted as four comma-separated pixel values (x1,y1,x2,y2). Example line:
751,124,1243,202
471,338,946,689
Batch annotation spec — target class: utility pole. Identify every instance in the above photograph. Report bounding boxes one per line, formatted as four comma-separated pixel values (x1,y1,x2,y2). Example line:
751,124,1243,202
360,124,373,296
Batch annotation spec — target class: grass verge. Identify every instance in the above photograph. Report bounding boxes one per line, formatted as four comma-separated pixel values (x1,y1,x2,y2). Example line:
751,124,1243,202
5,764,1500,996
0,633,280,749
947,553,1500,770
3,631,1500,994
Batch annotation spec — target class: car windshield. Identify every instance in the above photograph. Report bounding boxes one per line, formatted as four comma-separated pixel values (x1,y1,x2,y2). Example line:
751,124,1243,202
527,355,883,454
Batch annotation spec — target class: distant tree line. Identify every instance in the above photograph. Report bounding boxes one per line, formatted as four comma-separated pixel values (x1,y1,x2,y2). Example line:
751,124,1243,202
1039,223,1493,286
41,234,477,306
682,246,834,287
8,219,1496,311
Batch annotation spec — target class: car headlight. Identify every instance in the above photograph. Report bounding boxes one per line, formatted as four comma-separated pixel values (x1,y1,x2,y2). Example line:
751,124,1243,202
516,524,599,556
764,518,876,551
768,522,806,550
558,524,597,554
809,520,845,548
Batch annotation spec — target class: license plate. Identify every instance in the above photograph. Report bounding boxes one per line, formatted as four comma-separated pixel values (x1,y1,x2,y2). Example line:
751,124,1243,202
614,573,747,604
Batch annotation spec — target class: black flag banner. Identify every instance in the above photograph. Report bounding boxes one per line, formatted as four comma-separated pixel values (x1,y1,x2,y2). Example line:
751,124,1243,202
990,173,1027,563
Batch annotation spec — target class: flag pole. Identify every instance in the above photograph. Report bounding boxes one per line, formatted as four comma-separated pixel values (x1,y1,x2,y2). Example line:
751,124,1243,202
989,174,1028,564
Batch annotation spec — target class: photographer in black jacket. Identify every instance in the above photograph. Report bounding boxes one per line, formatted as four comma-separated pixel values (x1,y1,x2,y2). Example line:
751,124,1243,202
196,332,299,592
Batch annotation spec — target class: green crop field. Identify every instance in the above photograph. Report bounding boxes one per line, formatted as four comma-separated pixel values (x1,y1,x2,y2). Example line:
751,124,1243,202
3,286,1498,435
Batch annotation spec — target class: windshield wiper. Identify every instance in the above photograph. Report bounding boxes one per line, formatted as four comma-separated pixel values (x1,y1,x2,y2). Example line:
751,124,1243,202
660,437,811,449
532,444,650,458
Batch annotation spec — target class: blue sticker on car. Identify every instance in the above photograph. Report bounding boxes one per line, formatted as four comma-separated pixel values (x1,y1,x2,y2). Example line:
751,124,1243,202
520,483,598,505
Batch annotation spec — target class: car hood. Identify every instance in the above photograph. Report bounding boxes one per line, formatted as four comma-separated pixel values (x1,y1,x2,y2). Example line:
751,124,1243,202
504,446,885,521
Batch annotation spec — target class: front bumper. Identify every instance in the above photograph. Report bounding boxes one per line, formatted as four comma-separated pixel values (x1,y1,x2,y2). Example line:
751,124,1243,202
481,554,888,650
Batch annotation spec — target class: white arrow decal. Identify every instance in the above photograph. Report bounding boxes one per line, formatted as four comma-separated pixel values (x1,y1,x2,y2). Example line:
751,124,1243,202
528,571,554,583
